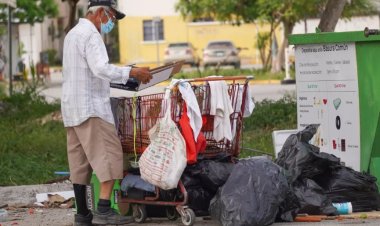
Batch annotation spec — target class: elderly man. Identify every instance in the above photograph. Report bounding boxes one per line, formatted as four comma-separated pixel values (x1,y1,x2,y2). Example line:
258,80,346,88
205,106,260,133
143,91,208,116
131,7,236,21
62,0,152,225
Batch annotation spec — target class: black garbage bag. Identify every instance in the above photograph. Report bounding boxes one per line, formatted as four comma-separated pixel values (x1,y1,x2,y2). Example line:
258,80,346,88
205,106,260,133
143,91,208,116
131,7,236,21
198,160,234,193
187,185,214,216
210,157,290,226
276,189,300,222
293,178,338,216
181,172,201,188
313,165,380,212
181,160,233,216
275,124,340,182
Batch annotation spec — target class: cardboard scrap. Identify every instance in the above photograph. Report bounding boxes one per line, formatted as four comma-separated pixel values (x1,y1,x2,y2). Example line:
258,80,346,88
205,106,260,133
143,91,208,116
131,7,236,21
34,191,75,208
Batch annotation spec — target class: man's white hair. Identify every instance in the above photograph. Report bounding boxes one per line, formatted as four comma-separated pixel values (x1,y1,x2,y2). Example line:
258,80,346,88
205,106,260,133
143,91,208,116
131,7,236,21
87,6,110,15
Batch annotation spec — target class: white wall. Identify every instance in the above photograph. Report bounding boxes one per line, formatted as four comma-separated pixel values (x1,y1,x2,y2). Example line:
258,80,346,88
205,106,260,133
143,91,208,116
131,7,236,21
18,24,43,71
16,0,89,70
293,15,380,34
118,0,179,17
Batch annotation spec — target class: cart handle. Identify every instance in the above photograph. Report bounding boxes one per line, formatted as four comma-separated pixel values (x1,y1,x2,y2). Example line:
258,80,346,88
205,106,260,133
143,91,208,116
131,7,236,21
164,75,254,94
185,75,254,82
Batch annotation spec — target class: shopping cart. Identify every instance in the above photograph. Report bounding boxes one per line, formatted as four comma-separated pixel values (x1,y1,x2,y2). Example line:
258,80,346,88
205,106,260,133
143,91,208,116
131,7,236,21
111,76,253,226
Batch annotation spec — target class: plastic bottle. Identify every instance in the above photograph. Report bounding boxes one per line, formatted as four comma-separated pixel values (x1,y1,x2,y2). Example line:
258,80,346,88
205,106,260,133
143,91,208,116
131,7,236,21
0,209,8,222
332,202,353,215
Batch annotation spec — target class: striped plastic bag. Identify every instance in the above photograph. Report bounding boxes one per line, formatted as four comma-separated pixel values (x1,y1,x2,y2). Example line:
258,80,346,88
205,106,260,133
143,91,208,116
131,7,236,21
139,93,187,190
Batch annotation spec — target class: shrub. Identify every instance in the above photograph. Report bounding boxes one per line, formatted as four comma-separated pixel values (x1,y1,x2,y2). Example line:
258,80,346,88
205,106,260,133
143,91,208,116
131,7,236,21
241,95,297,157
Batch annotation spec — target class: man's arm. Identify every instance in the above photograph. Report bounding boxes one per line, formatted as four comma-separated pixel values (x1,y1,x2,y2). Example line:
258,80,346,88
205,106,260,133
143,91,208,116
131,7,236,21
85,33,151,84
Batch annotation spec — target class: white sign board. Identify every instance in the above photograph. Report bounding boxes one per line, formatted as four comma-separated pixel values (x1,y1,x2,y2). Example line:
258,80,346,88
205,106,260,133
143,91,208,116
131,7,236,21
295,43,360,170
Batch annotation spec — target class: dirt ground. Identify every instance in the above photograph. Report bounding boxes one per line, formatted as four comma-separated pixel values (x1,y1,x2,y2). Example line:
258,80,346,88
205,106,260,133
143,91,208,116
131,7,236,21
2,208,380,226
0,207,220,226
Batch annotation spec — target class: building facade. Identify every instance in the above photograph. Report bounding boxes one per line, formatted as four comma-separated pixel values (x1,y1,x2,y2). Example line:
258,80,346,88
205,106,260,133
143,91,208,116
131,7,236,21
118,1,380,68
118,0,266,67
17,0,88,71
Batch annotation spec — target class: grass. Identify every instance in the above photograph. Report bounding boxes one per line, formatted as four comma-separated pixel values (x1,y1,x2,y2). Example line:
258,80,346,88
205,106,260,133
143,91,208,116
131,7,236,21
174,68,286,80
240,94,297,158
0,87,67,186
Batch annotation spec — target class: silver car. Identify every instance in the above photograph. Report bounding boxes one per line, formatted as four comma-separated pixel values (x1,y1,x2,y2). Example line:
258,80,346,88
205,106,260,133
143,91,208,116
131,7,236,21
203,40,241,69
163,42,200,67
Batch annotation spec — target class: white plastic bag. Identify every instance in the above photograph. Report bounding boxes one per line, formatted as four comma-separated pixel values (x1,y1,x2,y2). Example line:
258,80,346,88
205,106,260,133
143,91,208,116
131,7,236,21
139,93,187,190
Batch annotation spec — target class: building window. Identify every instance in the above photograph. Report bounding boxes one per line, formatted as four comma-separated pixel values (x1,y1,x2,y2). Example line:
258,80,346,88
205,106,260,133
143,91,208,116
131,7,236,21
143,19,164,41
192,17,214,22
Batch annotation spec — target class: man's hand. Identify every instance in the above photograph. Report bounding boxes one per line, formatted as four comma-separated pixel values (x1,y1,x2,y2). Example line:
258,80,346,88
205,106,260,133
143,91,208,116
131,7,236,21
130,67,152,84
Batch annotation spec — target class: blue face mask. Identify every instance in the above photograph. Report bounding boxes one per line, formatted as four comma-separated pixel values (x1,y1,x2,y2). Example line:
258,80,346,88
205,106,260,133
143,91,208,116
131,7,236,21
100,10,115,34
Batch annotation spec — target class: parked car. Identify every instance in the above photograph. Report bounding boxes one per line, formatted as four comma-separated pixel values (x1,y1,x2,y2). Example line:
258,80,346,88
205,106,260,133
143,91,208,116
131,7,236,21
163,42,200,67
203,40,241,69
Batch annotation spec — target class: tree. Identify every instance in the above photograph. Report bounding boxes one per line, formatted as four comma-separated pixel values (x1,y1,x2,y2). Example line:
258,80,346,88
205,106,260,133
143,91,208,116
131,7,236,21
318,0,376,32
62,0,80,33
0,0,58,24
176,0,376,71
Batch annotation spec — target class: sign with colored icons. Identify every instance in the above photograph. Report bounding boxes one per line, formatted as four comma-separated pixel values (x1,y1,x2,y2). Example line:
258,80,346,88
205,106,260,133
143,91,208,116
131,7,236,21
295,43,360,171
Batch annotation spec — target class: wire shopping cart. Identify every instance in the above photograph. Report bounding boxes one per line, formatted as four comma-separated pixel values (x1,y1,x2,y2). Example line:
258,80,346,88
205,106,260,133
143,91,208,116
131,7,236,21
111,76,253,226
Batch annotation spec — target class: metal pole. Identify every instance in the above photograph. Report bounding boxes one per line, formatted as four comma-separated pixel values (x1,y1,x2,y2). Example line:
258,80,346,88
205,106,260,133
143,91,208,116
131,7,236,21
284,47,291,80
8,5,12,95
155,21,159,66
153,17,161,66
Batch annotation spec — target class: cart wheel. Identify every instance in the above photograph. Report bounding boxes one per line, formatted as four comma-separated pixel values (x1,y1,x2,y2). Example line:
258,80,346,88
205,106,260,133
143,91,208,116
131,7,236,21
181,208,195,226
132,204,147,223
166,207,179,221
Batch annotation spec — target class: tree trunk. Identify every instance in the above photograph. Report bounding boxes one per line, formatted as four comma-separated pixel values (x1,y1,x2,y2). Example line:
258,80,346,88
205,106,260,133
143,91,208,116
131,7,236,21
318,0,347,32
64,0,79,34
272,21,294,73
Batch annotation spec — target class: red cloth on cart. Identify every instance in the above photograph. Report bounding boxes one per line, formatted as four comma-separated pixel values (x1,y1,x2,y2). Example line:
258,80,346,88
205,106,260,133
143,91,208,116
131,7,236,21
179,103,206,164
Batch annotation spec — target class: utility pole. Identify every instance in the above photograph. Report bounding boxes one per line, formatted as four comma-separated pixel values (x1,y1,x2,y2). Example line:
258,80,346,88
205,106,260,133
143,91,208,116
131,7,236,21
153,16,161,66
1,0,16,95
8,5,12,95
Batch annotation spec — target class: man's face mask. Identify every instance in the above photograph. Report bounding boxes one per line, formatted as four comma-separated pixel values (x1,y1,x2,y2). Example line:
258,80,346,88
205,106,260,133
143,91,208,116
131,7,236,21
100,10,115,34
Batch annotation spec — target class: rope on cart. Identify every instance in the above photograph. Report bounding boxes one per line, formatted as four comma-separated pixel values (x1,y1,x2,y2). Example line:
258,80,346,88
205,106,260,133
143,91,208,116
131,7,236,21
132,93,138,163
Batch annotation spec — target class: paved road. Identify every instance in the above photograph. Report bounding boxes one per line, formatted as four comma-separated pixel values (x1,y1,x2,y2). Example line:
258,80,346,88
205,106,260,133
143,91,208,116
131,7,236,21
40,72,296,103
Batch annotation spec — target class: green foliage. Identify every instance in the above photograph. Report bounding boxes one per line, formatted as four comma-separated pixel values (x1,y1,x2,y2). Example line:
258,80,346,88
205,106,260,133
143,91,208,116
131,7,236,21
175,0,260,24
244,94,297,131
0,82,6,98
241,94,297,157
45,49,58,65
175,0,377,45
342,0,378,17
0,91,56,122
0,25,5,36
176,0,376,25
0,0,58,24
256,31,271,67
0,90,66,185
17,42,27,57
173,68,284,80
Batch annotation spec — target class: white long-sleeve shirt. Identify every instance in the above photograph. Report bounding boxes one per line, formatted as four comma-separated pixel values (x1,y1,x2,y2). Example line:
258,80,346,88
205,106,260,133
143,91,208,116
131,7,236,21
61,18,131,127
